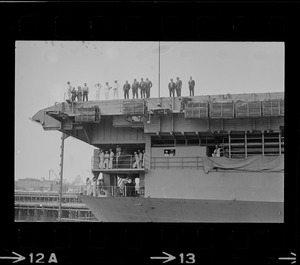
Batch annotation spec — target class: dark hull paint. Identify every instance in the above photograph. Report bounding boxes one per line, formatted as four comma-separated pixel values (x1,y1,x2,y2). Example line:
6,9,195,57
79,195,283,223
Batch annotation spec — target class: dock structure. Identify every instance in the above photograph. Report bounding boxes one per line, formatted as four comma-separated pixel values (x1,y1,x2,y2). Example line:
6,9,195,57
32,92,284,217
15,191,98,222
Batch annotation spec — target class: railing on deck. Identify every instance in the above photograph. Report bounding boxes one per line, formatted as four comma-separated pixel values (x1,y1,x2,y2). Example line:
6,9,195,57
88,185,144,197
91,155,145,170
150,156,204,170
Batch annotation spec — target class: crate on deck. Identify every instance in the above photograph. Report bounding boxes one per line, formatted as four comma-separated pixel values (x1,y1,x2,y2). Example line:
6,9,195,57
75,105,101,123
184,102,209,118
262,99,284,116
235,101,262,118
210,102,235,118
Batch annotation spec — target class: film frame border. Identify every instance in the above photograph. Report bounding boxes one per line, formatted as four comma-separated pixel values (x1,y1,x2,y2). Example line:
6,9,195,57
1,1,298,264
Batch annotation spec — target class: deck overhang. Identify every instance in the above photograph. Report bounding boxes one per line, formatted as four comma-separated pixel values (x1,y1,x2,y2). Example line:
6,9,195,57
92,168,145,174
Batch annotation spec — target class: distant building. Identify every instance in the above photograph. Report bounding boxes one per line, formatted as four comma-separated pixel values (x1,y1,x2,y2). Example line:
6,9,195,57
15,178,64,192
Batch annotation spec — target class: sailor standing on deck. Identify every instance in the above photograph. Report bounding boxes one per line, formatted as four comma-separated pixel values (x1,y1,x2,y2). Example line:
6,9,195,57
92,176,97,196
109,149,114,169
145,78,153,98
82,83,89,101
168,78,176,97
175,77,182,97
104,82,112,100
104,151,110,169
119,178,128,196
99,149,104,169
212,145,222,157
188,76,195,97
138,150,143,168
145,78,152,98
132,151,140,168
95,83,101,101
125,179,135,197
142,150,145,168
77,86,82,101
67,81,72,101
123,80,131,99
71,87,77,102
139,78,146,98
132,79,139,99
112,80,119,99
116,145,121,167
86,177,92,195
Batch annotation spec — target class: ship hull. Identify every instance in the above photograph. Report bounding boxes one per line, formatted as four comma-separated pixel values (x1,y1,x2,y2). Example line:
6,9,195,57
79,195,283,222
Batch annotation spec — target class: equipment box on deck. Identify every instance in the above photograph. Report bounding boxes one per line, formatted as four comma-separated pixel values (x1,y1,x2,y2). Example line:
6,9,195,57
123,100,145,115
209,102,235,118
184,102,208,118
235,101,262,118
262,99,284,116
75,106,101,123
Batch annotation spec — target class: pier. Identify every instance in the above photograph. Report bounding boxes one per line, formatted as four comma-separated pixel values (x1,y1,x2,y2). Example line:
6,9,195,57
14,191,99,222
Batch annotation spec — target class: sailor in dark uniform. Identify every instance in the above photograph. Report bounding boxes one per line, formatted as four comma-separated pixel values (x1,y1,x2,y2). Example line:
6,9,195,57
188,76,195,96
175,77,182,97
71,87,77,102
123,80,131,99
139,78,146,98
131,79,139,99
145,78,153,98
168,78,176,97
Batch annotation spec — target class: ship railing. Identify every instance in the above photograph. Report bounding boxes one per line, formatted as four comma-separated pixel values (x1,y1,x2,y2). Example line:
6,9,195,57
91,155,146,170
93,185,144,197
150,156,204,170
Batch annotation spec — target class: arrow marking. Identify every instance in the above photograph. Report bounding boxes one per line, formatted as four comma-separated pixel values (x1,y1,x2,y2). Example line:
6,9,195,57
279,252,296,264
150,252,176,263
0,252,26,263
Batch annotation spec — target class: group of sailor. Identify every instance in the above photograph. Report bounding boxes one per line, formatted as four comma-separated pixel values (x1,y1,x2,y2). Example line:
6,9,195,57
168,76,195,97
212,144,229,158
98,145,122,169
85,175,137,197
66,76,196,102
132,150,145,169
97,146,145,169
85,176,104,197
98,78,153,100
67,81,90,102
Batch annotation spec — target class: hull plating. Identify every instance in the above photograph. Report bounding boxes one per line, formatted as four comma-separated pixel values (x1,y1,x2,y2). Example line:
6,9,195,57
79,195,283,223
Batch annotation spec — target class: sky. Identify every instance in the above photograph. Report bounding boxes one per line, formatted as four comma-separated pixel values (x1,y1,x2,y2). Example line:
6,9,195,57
15,41,284,183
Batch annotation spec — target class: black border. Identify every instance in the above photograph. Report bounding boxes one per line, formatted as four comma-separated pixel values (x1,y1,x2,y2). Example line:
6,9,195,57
2,1,299,264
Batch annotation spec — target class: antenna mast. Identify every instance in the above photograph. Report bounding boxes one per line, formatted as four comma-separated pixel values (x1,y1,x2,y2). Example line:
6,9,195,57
158,41,161,98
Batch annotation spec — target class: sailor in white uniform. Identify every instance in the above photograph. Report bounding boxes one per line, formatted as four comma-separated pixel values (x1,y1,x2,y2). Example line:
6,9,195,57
212,145,221,157
95,83,101,101
109,149,114,169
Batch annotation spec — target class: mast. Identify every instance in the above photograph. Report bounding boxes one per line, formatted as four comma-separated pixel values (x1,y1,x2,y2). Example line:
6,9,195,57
158,41,160,98
58,133,68,222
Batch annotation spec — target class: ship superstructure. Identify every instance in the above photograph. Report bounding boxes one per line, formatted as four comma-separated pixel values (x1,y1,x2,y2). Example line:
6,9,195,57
32,92,284,222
